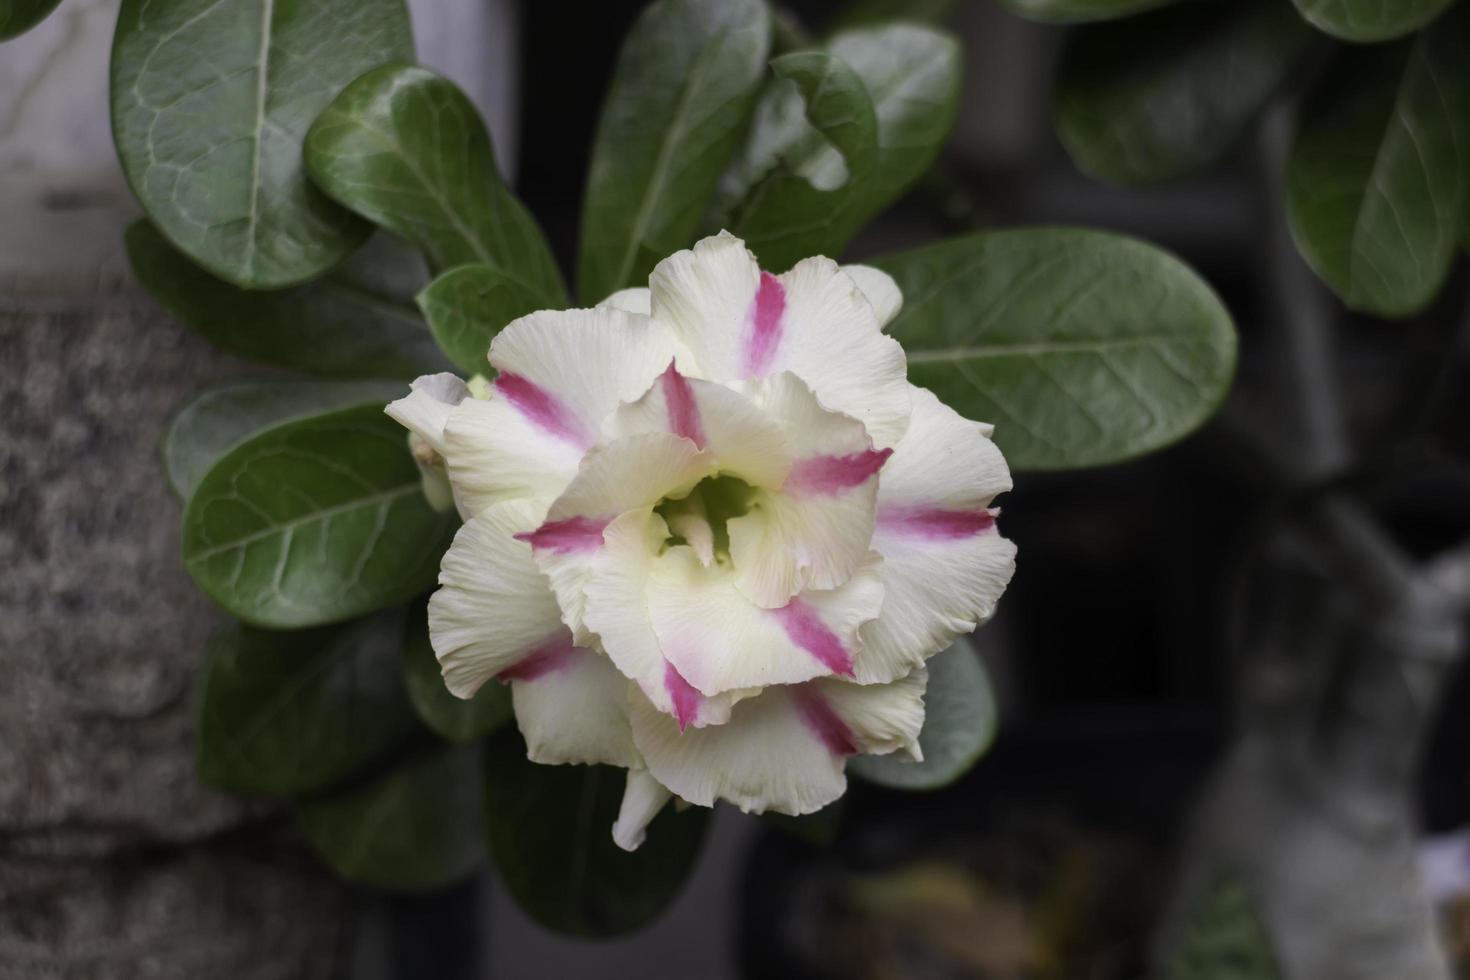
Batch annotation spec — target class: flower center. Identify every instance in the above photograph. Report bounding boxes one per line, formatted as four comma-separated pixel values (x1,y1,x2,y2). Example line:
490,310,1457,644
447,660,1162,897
655,474,757,564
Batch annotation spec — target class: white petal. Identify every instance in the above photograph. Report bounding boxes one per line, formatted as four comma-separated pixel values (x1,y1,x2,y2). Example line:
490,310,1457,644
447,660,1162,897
857,387,1016,684
509,647,639,767
649,233,910,448
427,500,568,698
385,373,469,455
488,306,681,450
646,547,885,697
582,509,741,729
613,769,673,852
841,264,902,328
812,667,928,759
442,395,583,515
596,287,652,316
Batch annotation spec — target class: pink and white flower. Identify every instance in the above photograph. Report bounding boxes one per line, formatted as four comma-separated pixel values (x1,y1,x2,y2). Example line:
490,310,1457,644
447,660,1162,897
388,232,1015,850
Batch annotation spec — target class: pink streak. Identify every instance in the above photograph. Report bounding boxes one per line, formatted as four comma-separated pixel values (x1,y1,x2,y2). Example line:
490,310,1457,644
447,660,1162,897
742,271,786,378
514,515,611,554
876,505,997,540
497,634,580,682
792,687,858,756
785,448,893,495
772,599,854,676
659,361,706,448
494,372,591,448
664,660,702,733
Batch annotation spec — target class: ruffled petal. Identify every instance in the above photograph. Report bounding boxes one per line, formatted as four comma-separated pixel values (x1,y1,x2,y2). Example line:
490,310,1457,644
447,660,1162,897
426,500,570,698
385,373,469,454
840,264,902,329
649,233,910,447
507,645,639,767
442,395,583,515
645,546,884,697
857,386,1016,684
612,768,673,852
628,667,927,815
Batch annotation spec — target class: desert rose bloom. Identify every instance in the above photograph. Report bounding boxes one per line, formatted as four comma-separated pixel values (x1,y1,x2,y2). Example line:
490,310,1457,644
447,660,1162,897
388,232,1015,850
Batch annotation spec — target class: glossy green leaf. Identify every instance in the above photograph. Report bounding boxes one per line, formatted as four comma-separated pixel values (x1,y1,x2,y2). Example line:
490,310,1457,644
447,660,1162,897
578,0,771,302
416,264,545,375
997,0,1181,23
728,52,878,271
111,0,412,288
1161,868,1281,980
127,221,447,380
1056,0,1313,185
876,228,1237,470
197,611,419,796
1287,24,1470,319
1291,0,1452,42
484,729,707,937
0,0,61,39
163,379,406,501
305,65,564,309
298,743,486,892
849,638,997,790
182,404,456,629
402,601,512,743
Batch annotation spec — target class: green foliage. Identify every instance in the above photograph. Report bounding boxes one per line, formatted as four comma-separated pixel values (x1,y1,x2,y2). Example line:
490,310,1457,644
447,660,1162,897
416,264,546,375
1287,20,1470,318
1056,0,1313,185
197,611,419,796
997,0,1180,24
0,0,60,40
1291,0,1454,42
127,222,446,380
297,743,487,892
304,64,565,307
1161,867,1281,979
727,52,878,272
110,0,412,288
181,404,455,629
163,379,405,500
849,637,997,790
578,0,771,302
402,601,513,743
483,729,707,937
876,228,1237,470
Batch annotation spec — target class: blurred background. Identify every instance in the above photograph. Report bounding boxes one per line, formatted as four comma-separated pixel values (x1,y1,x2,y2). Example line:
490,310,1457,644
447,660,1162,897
4,0,1470,978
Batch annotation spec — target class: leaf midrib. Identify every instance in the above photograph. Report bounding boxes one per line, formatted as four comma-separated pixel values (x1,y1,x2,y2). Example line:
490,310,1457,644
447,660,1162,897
188,482,420,561
239,0,277,281
906,334,1198,363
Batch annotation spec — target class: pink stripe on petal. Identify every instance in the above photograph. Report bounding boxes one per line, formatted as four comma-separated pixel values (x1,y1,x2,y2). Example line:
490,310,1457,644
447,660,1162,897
875,505,997,540
494,373,591,447
663,660,702,733
742,271,786,378
659,361,706,448
792,687,858,756
497,635,580,682
513,515,611,553
785,448,893,495
772,599,854,676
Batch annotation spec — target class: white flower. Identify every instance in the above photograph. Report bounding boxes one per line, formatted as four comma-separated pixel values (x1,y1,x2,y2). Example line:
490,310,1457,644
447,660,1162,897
388,232,1016,850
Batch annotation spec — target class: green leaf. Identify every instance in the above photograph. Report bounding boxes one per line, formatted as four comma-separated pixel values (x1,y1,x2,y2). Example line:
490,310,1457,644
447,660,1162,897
728,52,878,272
416,264,545,376
1161,867,1281,980
1055,0,1313,185
402,600,512,743
126,221,448,380
1291,0,1453,42
163,379,406,501
577,0,771,302
182,403,455,629
197,611,419,796
997,0,1180,24
304,64,565,308
110,0,412,288
297,743,486,893
483,728,707,937
849,637,997,791
876,228,1237,470
1287,22,1470,319
0,0,61,40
